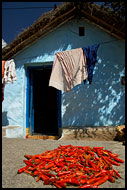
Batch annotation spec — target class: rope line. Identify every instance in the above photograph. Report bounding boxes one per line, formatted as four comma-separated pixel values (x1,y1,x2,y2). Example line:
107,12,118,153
3,38,124,61
99,38,123,45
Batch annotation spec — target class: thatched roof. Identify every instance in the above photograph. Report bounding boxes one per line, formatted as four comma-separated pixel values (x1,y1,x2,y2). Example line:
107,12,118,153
2,2,125,60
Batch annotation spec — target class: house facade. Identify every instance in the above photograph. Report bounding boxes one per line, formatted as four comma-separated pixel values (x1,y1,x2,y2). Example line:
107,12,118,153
2,2,125,138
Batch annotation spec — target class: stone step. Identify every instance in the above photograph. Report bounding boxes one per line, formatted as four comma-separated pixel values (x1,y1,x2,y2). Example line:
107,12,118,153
2,126,23,138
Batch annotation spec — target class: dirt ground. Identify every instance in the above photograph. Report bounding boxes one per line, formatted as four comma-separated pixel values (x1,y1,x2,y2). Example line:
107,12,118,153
2,136,125,188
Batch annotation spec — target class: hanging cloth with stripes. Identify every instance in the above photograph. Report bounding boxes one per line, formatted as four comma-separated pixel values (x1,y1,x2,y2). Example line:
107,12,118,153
49,48,88,92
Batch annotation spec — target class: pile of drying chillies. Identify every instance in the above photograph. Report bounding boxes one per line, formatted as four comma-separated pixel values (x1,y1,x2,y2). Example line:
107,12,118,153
17,144,124,188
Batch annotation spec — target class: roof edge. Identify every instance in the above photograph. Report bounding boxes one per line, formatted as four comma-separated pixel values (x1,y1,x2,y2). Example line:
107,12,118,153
2,2,125,60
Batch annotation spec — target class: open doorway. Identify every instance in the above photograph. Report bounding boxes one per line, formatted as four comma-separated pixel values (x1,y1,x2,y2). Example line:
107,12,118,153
28,66,61,136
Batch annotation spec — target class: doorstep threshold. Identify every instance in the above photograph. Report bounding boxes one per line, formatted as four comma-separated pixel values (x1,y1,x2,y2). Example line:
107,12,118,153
26,134,59,140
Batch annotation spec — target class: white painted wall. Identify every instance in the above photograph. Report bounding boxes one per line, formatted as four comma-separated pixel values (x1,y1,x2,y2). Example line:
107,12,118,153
2,18,125,137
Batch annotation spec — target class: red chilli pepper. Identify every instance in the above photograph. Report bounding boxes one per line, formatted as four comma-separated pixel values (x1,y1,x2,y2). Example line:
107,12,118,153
108,170,113,177
93,175,109,186
44,163,54,169
55,167,63,172
56,179,68,184
40,174,50,181
87,176,105,185
113,169,121,178
33,170,41,176
87,151,95,156
57,177,80,186
55,160,64,168
104,157,121,166
80,178,87,184
24,154,33,160
57,182,66,188
30,154,43,160
24,170,34,176
37,169,50,173
53,182,62,188
28,167,36,171
102,156,112,168
44,177,57,185
58,158,64,162
109,154,124,163
88,160,97,169
93,147,104,150
108,175,115,183
88,173,95,179
107,152,119,157
18,165,30,174
66,177,80,186
39,155,53,159
41,171,56,177
50,167,58,171
79,184,98,188
23,160,37,168
36,176,41,182
57,171,71,176
93,170,107,178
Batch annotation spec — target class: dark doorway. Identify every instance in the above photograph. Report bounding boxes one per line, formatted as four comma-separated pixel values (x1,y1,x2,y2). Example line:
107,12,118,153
29,67,59,136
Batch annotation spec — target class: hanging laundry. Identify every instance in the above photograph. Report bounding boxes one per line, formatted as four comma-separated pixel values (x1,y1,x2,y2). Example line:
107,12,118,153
2,60,6,80
3,59,17,84
49,48,88,92
2,59,17,102
82,44,100,84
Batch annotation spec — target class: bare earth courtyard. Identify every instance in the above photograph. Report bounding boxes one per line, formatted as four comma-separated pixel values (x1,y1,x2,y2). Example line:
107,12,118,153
2,136,125,188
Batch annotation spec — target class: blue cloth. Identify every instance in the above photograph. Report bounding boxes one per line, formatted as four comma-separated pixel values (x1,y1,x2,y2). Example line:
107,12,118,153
82,44,100,84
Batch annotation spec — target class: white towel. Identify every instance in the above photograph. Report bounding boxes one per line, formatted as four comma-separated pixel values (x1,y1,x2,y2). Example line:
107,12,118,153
3,59,17,84
49,48,88,92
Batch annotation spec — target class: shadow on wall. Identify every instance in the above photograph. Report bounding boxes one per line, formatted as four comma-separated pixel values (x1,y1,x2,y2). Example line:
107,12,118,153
14,43,73,69
62,57,125,127
2,111,9,126
63,126,118,140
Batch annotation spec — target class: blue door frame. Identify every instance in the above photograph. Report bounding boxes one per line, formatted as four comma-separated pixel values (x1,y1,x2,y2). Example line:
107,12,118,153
30,70,34,134
26,65,62,136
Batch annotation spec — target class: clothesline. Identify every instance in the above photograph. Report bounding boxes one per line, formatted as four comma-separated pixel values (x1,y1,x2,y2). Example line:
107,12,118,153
3,38,123,61
99,38,122,45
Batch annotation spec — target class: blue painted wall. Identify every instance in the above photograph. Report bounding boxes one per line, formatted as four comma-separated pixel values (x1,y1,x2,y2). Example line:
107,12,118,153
2,18,125,137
